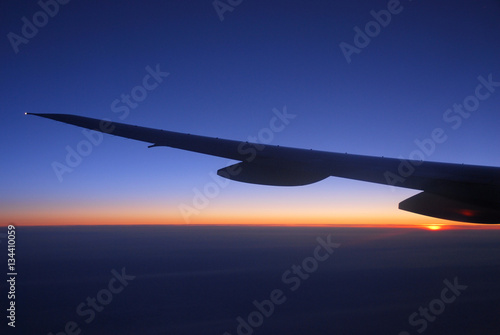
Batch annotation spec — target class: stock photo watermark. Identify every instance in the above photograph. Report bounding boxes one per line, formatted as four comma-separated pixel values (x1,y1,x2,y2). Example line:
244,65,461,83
7,0,71,54
384,73,499,187
5,224,16,328
222,233,340,335
339,0,413,64
47,267,135,335
51,64,169,182
213,0,243,21
398,277,467,335
178,105,296,222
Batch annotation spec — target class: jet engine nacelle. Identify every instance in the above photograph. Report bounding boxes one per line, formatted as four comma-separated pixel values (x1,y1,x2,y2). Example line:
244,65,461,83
217,161,329,186
399,192,500,224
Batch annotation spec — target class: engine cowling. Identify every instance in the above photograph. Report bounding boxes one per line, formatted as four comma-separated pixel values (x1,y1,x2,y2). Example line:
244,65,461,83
217,161,329,186
399,192,500,224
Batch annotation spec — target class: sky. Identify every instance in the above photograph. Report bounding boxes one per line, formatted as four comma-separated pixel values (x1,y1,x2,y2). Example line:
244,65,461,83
2,2,500,334
2,0,500,226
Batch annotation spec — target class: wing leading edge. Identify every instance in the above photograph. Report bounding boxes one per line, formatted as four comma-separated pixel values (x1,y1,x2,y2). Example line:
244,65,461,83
27,113,500,223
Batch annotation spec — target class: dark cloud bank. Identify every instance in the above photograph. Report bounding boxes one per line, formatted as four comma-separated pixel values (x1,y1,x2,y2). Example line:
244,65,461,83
3,225,500,334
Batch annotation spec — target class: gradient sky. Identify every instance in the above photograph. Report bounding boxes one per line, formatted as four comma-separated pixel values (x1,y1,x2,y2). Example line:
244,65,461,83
2,0,500,226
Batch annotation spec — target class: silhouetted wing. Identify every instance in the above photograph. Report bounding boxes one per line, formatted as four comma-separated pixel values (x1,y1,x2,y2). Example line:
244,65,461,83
28,113,500,223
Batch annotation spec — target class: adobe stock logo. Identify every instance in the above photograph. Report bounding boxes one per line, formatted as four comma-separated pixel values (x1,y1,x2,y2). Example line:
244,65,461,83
212,0,243,21
7,0,71,54
398,277,467,335
51,64,169,182
47,268,135,335
222,234,340,335
339,0,411,64
383,73,499,188
178,106,295,223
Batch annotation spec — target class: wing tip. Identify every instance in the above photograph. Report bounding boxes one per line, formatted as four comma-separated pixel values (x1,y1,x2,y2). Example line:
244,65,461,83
26,113,55,118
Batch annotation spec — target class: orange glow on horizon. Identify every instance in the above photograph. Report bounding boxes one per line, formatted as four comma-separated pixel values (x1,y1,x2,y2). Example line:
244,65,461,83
3,211,500,230
3,199,500,229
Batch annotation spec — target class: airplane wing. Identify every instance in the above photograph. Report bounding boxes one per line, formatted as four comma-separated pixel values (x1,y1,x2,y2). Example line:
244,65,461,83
27,113,500,224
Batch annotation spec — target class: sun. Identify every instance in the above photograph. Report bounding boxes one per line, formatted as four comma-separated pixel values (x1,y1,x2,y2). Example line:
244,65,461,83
426,225,442,231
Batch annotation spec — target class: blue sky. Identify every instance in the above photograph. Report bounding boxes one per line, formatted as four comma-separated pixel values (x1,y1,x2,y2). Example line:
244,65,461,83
2,0,500,225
